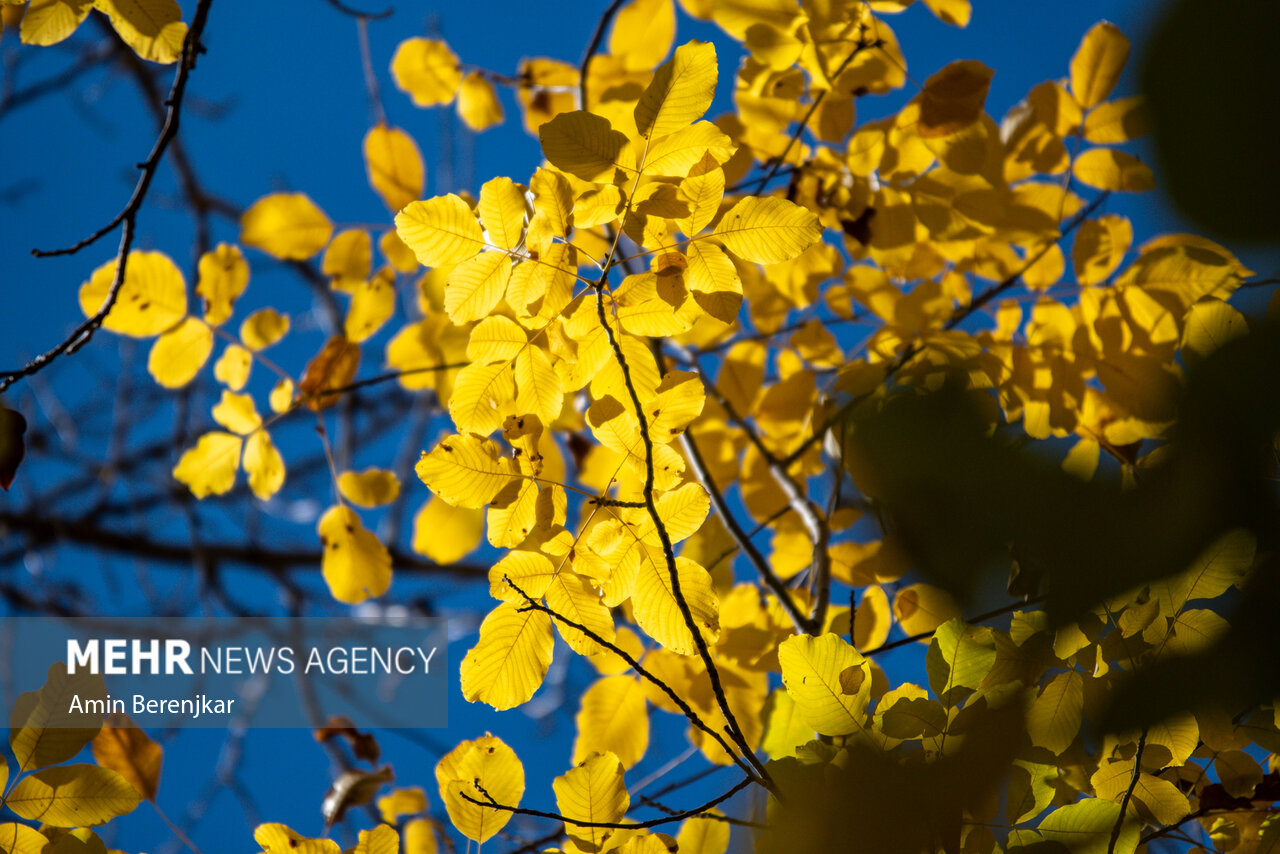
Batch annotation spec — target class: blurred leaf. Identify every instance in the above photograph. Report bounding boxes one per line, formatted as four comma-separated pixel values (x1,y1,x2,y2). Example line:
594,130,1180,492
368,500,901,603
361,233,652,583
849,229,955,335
0,404,26,490
1141,0,1280,243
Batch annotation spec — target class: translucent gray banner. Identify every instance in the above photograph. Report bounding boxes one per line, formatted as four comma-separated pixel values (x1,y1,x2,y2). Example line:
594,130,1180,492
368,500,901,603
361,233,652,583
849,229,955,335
0,617,448,728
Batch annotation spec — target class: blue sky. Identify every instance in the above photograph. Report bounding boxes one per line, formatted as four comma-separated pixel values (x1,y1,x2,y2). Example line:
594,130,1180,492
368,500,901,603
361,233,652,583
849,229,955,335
2,1,1273,851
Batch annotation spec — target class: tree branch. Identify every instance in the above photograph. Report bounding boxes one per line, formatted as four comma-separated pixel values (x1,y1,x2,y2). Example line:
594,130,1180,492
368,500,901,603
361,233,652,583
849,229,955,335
503,576,764,788
0,510,487,578
589,286,774,791
1,0,216,393
464,776,754,829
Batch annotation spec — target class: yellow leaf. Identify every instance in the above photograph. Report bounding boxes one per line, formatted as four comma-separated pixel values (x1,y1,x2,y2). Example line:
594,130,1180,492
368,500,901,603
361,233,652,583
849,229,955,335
354,826,399,854
1082,96,1150,143
777,633,870,737
555,752,629,853
573,676,650,768
1039,799,1136,854
610,0,675,71
1026,670,1083,755
20,0,91,46
574,185,627,228
94,0,186,63
6,765,140,827
712,196,822,264
0,822,49,854
547,570,616,655
437,735,524,844
412,496,484,563
892,583,961,637
921,0,970,27
1215,750,1264,799
634,41,717,139
648,372,706,444
377,786,427,824
323,229,373,292
239,307,290,351
678,161,725,235
479,176,528,251
338,468,400,508
467,316,528,364
365,124,424,213
487,478,539,548
210,390,261,434
317,505,393,604
760,689,813,761
9,662,105,774
345,269,396,342
529,167,574,239
642,121,735,177
269,378,294,413
489,549,559,602
1072,215,1132,285
392,38,462,107
415,433,516,509
460,601,554,710
214,343,252,390
196,243,249,325
684,241,742,323
396,194,487,268
1070,21,1130,109
677,811,729,854
254,824,341,854
240,193,333,260
1072,148,1154,192
92,714,162,802
457,72,504,131
853,585,891,651
539,111,633,182
914,60,992,137
516,57,579,133
449,361,517,436
633,554,719,654
172,432,242,497
403,819,437,854
380,229,420,274
243,431,285,501
147,317,213,388
78,250,187,338
515,346,563,427
1181,298,1247,367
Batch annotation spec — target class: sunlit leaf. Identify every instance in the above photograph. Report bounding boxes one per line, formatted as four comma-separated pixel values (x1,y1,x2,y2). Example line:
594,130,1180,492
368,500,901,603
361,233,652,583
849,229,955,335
317,505,393,604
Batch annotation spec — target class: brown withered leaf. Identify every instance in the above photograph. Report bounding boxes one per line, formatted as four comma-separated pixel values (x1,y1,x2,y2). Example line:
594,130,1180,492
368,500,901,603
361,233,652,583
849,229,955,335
321,764,394,829
298,335,361,411
314,714,381,764
0,404,26,491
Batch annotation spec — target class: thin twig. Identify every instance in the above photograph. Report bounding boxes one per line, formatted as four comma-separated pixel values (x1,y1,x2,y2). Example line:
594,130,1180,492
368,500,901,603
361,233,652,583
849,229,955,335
356,15,387,125
868,597,1042,655
323,0,393,20
464,776,754,829
0,510,487,577
302,362,470,402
